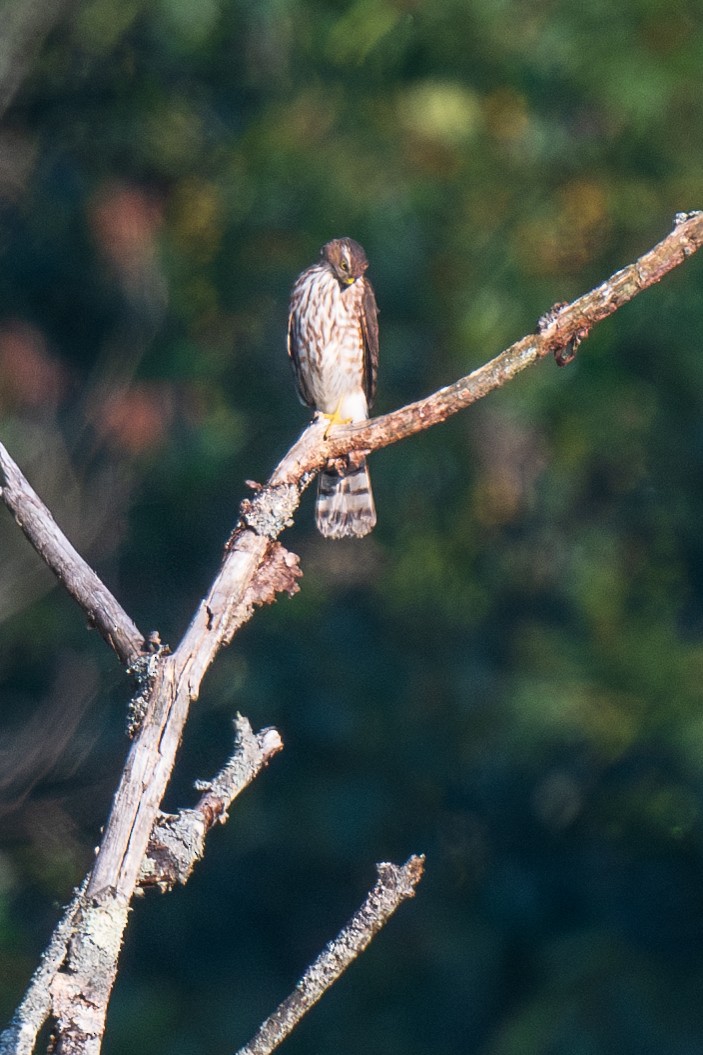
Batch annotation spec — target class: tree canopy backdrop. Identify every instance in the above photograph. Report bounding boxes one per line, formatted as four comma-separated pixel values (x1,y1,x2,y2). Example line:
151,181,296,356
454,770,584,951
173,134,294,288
2,2,703,1054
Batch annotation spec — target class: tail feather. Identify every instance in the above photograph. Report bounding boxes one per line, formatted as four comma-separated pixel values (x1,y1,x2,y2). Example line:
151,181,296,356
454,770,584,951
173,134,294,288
316,460,376,539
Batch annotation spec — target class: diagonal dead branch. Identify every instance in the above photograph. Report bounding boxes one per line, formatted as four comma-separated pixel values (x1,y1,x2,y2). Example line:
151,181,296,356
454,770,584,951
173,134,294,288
234,856,426,1055
0,442,146,666
271,211,703,482
139,716,283,891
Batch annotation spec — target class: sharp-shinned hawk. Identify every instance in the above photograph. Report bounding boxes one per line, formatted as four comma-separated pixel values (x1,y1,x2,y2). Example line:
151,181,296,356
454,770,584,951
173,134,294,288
287,237,379,539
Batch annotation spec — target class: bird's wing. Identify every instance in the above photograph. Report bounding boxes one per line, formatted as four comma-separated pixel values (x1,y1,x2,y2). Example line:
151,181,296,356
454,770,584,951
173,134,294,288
360,278,379,409
287,288,315,408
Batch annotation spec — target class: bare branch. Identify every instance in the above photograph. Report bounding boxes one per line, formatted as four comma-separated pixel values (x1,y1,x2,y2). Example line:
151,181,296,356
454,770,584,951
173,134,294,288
45,544,299,1051
50,892,129,1055
85,541,300,902
0,441,146,665
41,712,281,1055
271,211,703,482
0,882,86,1055
139,716,283,891
234,856,426,1055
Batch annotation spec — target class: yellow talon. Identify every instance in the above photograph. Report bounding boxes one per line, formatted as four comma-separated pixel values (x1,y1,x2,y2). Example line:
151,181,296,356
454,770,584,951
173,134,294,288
321,404,352,439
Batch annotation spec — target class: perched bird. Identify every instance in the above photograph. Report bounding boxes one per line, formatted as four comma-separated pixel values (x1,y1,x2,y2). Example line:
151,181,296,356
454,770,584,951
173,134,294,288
287,237,379,538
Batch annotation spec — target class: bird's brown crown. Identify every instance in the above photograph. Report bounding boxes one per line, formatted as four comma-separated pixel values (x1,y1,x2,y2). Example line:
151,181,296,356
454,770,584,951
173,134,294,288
321,237,369,286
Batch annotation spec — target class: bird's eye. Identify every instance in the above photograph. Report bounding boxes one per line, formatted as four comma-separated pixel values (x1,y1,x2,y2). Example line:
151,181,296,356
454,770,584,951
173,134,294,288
340,258,349,271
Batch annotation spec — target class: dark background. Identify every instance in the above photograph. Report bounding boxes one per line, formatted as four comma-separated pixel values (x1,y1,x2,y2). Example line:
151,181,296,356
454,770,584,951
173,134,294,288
2,2,703,1053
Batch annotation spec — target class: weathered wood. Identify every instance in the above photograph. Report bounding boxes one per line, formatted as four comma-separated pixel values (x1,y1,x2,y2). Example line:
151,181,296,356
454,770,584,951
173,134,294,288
235,857,426,1055
0,442,146,665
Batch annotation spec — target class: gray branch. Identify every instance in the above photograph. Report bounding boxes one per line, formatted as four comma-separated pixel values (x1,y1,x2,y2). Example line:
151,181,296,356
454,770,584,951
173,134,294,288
139,716,283,891
0,881,86,1055
0,441,146,665
235,856,426,1055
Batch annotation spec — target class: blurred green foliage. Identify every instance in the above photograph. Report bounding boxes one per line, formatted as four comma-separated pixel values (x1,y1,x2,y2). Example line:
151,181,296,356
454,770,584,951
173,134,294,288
2,0,703,1052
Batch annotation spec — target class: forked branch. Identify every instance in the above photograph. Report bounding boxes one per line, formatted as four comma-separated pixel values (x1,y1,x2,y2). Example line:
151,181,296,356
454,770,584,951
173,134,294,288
139,716,283,891
2,213,702,1055
2,213,701,665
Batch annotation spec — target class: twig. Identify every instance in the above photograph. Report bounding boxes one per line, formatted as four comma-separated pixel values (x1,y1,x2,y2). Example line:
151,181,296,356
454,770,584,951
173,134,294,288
234,856,425,1055
139,717,284,890
0,441,146,666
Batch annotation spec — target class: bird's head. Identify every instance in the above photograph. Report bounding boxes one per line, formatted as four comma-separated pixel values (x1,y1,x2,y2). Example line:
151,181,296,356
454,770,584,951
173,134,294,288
321,237,369,287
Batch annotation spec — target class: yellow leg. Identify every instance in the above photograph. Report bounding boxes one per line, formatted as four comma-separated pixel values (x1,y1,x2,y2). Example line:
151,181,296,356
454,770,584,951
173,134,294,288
321,401,352,439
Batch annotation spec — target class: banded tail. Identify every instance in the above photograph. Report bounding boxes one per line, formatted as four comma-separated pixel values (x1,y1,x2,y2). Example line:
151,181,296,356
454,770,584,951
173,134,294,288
316,460,376,539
